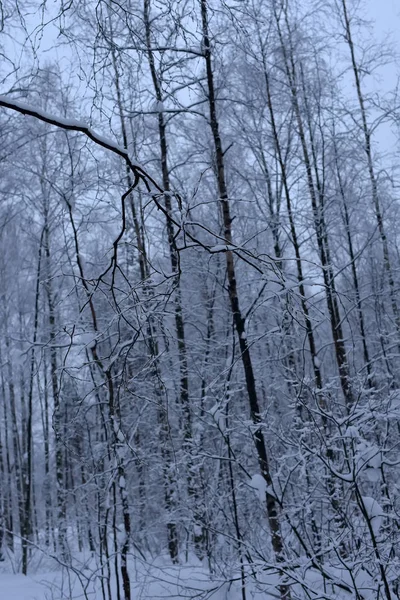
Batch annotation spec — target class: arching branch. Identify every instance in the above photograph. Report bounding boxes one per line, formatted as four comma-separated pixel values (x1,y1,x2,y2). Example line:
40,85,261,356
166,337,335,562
0,94,162,192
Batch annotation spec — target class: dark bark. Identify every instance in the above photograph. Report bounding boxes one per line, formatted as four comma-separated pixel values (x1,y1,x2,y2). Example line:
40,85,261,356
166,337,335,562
200,2,289,597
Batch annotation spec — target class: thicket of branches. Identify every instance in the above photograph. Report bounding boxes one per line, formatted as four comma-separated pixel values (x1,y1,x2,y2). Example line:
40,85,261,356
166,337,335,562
1,0,400,598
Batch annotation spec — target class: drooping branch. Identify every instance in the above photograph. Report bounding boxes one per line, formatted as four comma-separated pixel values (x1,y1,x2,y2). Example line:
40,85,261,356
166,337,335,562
0,94,265,274
0,95,162,192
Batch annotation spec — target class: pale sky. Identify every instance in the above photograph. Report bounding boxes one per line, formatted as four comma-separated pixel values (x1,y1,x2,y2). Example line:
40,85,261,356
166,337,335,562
6,0,400,161
363,0,400,159
367,0,399,32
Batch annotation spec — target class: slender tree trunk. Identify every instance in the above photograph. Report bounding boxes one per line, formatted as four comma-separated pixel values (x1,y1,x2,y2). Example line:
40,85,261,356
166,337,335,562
260,47,323,393
0,372,5,561
67,203,132,600
106,12,180,560
0,344,13,553
332,134,372,384
142,0,206,556
38,355,52,547
200,2,289,597
340,0,400,335
21,231,43,573
273,1,354,407
4,318,25,564
43,207,68,559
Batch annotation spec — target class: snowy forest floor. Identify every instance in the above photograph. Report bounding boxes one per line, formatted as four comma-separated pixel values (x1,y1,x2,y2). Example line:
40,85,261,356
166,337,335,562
0,545,378,600
0,550,280,600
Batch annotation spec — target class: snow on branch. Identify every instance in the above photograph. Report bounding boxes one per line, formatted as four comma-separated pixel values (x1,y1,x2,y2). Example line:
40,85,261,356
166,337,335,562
0,95,265,275
0,95,163,193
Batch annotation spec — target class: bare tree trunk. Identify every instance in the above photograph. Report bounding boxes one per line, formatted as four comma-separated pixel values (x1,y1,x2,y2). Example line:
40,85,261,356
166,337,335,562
4,317,25,564
273,1,354,407
105,11,180,560
331,133,372,384
142,0,206,557
21,231,43,573
340,0,400,335
200,2,290,597
66,202,132,600
259,45,323,393
38,354,52,547
0,365,5,561
0,344,13,554
43,205,68,560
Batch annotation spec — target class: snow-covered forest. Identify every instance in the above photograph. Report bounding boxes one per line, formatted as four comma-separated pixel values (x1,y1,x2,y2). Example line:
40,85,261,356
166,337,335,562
1,0,400,598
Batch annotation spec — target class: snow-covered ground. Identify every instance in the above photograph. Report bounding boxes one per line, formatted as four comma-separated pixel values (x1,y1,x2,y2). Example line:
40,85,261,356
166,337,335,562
0,553,278,600
0,573,52,600
0,543,381,600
